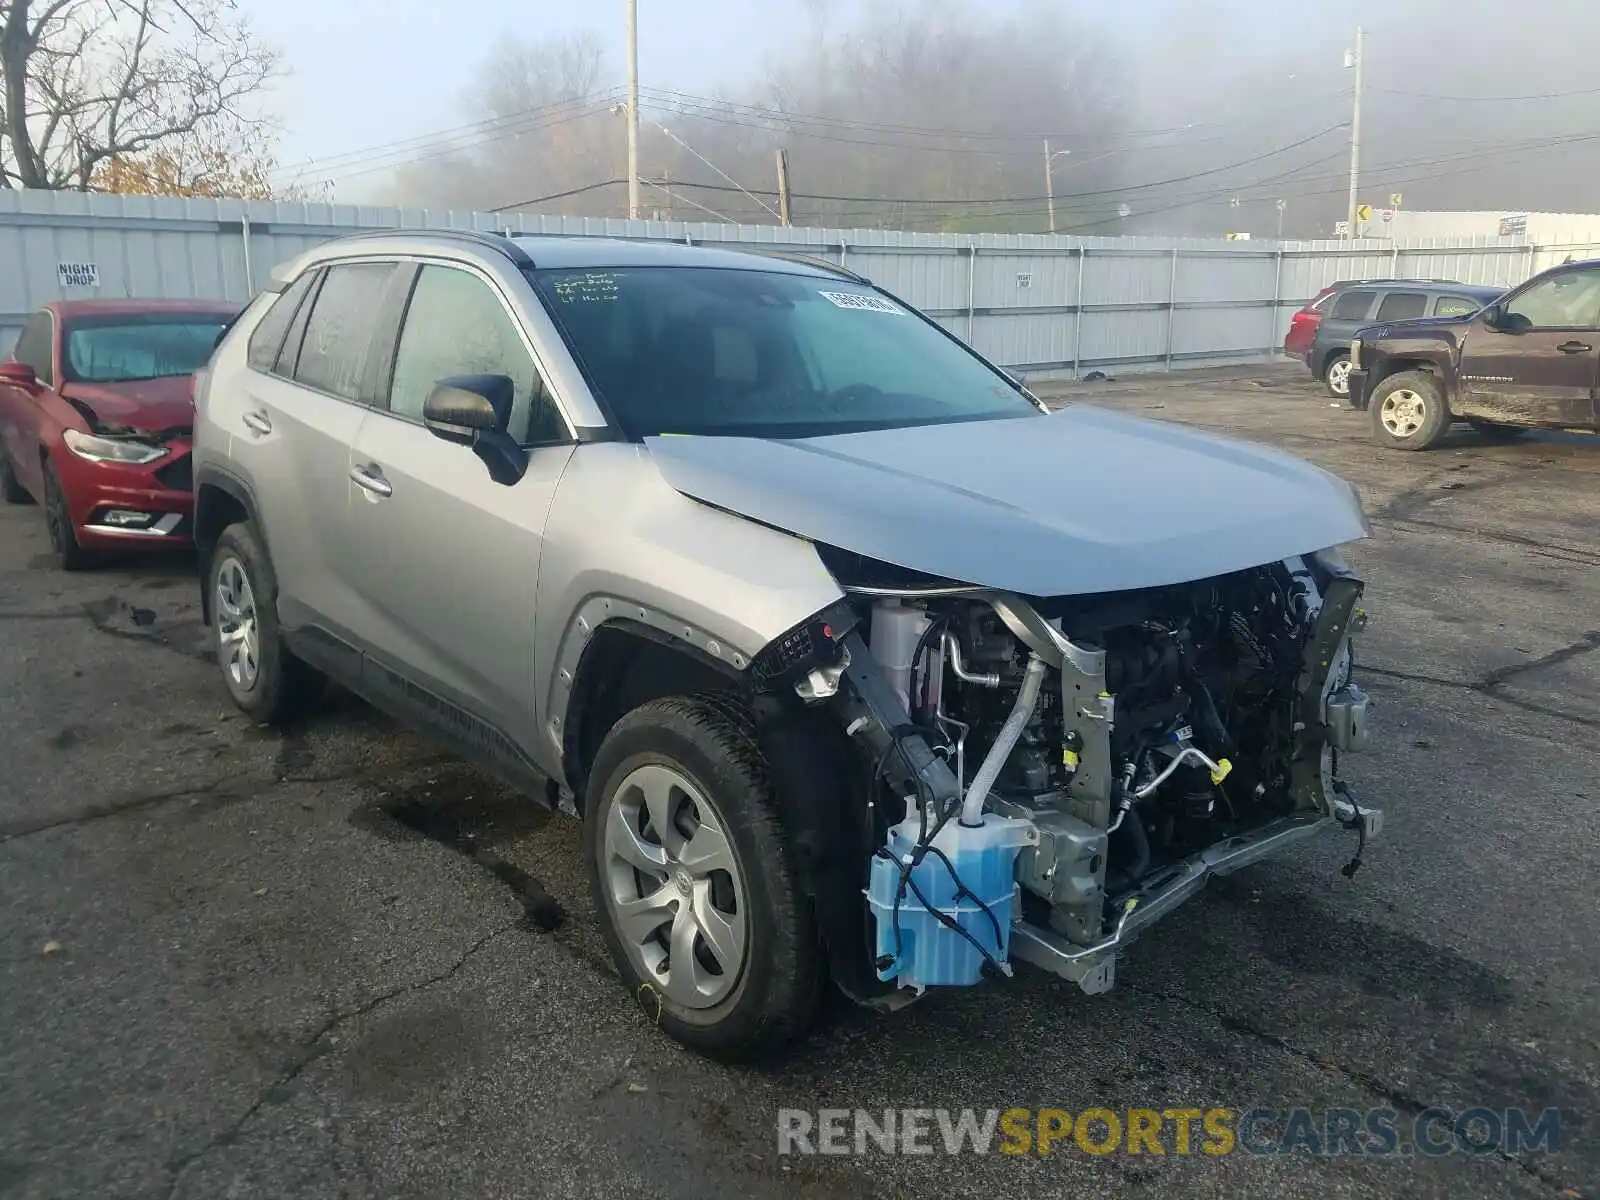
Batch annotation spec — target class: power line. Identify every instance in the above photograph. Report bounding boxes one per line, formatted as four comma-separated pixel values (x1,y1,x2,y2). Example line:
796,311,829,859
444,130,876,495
272,90,625,183
1371,83,1600,102
639,84,1348,145
643,123,1346,209
488,179,626,212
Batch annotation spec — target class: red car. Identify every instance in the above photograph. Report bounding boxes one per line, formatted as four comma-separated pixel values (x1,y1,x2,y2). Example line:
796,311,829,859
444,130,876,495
0,299,238,569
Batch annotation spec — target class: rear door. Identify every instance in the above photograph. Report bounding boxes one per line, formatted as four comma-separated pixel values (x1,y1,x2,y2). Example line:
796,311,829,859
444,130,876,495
1373,290,1428,325
1317,287,1378,364
1456,265,1600,429
344,260,576,758
238,261,402,652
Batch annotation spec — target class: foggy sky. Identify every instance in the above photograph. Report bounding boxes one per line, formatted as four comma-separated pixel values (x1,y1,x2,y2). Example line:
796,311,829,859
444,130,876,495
258,0,1600,236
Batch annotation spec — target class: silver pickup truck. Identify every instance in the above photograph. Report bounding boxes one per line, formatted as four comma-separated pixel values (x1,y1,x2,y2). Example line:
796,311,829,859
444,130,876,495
193,230,1379,1060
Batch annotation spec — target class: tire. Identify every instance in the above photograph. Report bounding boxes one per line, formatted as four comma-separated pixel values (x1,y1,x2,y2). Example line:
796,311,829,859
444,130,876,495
0,446,30,504
41,459,92,571
584,695,821,1061
207,521,320,724
1323,351,1354,399
1467,420,1528,441
1370,370,1451,451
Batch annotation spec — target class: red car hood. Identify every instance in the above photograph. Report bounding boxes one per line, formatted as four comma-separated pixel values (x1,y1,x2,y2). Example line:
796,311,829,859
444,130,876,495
59,377,195,434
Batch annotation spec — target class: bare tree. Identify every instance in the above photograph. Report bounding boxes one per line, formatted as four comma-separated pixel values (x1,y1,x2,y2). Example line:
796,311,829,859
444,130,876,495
0,0,279,191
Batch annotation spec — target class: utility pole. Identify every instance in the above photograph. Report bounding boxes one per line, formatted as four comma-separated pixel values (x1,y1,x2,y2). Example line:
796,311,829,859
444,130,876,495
1345,26,1364,240
1277,198,1287,239
626,0,641,221
775,148,792,226
1043,138,1056,235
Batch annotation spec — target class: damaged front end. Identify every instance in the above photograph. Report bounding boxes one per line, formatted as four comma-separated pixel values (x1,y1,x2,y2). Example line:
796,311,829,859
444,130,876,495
762,549,1378,999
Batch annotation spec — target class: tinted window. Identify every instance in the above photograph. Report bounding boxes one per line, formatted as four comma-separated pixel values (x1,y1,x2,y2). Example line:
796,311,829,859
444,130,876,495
1331,290,1376,320
62,314,229,383
293,263,394,402
1375,292,1427,322
1504,268,1600,329
534,267,1037,439
388,265,563,443
1434,295,1483,318
11,312,53,385
247,273,317,372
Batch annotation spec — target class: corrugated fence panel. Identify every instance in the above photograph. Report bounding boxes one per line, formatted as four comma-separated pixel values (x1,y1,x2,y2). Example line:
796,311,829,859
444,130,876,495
0,187,1584,368
845,246,967,313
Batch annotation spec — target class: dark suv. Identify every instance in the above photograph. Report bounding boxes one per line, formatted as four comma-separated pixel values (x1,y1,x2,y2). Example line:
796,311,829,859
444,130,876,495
1287,279,1502,399
1348,258,1600,449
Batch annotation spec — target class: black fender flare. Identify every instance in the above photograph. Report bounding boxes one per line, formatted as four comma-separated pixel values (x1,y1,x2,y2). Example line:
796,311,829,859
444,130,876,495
193,465,261,625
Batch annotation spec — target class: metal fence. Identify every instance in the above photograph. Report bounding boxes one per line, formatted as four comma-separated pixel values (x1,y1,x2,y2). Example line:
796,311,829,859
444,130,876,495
4,188,1597,377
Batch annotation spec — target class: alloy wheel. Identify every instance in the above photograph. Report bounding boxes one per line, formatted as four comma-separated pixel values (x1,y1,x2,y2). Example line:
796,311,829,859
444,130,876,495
1327,358,1353,395
600,762,748,1010
1380,388,1428,438
214,555,261,691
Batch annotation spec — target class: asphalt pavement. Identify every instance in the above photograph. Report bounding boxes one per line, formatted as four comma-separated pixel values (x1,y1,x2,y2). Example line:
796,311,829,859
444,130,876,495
1,362,1595,1199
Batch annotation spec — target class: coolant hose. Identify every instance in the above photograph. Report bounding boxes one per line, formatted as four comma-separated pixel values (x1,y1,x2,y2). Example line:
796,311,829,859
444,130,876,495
959,654,1047,826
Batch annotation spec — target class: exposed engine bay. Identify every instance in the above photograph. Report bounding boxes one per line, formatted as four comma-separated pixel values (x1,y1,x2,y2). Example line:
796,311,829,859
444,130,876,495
776,549,1378,997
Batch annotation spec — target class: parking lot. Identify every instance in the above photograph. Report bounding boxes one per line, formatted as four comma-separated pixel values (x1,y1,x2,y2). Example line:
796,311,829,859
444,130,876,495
1,362,1595,1200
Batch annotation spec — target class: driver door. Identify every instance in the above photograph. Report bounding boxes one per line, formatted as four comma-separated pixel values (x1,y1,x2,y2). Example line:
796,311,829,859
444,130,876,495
344,261,576,763
1457,265,1600,429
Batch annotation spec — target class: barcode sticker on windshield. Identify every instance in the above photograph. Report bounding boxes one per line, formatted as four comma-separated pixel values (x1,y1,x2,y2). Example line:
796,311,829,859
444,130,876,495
819,291,901,314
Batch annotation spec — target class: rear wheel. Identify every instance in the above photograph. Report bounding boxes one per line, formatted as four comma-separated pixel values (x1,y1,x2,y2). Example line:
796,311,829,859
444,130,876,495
208,521,321,724
0,447,30,504
42,460,92,570
1467,419,1528,441
584,695,820,1061
1371,371,1451,451
1323,352,1353,399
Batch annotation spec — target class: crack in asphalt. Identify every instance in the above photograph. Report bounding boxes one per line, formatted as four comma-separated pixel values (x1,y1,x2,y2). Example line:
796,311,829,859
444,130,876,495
1480,631,1600,689
0,780,245,844
1123,983,1581,1196
1360,633,1600,732
161,922,517,1200
1377,517,1600,568
0,754,459,845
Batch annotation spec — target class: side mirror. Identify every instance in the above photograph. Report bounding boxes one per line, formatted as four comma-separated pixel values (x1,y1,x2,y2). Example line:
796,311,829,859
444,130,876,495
423,374,510,444
1479,304,1503,329
0,360,37,387
421,373,527,486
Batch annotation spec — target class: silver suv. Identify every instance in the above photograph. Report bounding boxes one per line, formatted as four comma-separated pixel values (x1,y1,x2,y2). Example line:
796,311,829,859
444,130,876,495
195,230,1381,1059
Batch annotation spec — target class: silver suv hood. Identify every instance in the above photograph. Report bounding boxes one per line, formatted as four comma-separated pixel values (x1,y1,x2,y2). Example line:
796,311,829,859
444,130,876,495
643,405,1369,595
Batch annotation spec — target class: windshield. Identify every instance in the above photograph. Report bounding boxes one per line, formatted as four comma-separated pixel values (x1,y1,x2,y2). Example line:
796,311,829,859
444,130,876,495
62,314,230,383
532,266,1040,438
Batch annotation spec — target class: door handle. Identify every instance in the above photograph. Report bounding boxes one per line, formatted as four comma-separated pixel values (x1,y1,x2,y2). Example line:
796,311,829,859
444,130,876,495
1557,341,1592,354
242,411,272,436
349,465,392,498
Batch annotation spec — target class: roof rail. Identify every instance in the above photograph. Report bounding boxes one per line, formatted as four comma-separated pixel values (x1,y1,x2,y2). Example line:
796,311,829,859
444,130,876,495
325,227,534,269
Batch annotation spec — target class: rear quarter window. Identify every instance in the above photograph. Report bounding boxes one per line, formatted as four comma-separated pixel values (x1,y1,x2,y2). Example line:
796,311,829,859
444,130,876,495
246,273,317,373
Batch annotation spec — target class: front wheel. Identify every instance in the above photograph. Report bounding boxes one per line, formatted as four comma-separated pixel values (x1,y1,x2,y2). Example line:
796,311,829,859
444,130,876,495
42,460,92,570
1370,370,1451,451
1323,352,1353,399
584,695,820,1061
